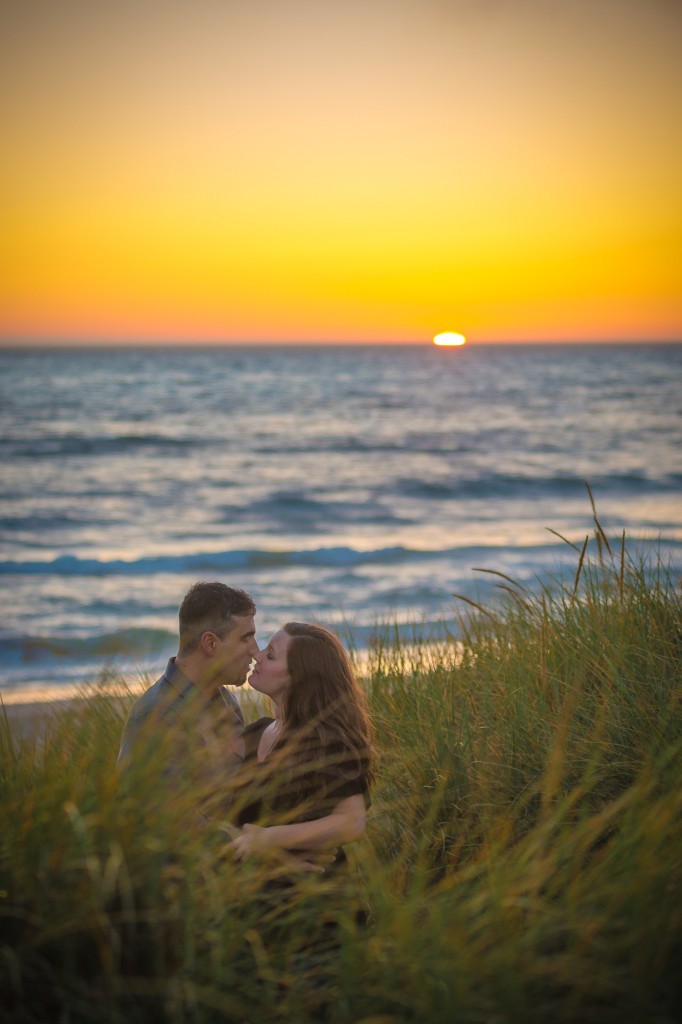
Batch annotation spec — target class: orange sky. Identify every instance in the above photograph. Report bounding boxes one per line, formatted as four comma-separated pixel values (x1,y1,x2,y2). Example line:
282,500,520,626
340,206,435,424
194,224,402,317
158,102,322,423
1,0,681,345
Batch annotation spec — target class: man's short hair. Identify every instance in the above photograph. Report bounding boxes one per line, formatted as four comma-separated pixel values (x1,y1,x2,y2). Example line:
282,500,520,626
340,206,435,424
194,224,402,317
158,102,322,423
178,582,256,654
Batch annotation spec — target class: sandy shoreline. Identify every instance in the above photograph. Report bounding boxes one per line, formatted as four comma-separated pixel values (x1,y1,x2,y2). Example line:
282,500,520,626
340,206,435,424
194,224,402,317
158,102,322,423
2,698,84,741
1,687,137,742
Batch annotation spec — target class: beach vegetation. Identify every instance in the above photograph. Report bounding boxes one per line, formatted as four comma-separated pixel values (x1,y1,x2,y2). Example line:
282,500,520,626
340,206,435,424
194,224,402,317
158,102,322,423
1,514,680,1022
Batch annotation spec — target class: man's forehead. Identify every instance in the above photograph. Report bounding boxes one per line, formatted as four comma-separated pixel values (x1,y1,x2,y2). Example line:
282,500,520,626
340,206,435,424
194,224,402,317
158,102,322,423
226,614,256,638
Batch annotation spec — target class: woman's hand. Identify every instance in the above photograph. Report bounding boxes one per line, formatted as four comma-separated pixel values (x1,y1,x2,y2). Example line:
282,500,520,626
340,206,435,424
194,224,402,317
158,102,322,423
227,824,334,872
229,823,272,861
229,795,366,863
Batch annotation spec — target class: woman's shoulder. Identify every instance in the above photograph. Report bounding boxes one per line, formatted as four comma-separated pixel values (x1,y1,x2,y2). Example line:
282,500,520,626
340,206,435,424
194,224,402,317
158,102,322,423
310,737,371,793
243,715,275,735
242,716,275,759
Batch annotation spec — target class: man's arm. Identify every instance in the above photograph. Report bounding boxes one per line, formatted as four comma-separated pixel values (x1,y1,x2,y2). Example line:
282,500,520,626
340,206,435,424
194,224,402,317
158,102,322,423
117,705,191,788
116,708,148,772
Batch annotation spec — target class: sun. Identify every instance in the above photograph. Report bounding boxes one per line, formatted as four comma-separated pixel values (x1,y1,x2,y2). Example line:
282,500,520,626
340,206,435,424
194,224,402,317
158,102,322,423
433,332,467,347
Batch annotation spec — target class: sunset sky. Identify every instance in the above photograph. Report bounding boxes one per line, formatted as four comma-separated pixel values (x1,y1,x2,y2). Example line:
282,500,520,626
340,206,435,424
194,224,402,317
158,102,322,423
1,0,681,345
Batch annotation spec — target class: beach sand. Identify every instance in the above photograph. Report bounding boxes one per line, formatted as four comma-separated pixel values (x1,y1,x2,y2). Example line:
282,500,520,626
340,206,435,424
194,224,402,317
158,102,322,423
3,698,80,741
2,689,135,745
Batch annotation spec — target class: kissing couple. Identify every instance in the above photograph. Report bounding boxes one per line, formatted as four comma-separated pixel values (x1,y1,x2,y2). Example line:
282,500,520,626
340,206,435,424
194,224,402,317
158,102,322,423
117,582,375,877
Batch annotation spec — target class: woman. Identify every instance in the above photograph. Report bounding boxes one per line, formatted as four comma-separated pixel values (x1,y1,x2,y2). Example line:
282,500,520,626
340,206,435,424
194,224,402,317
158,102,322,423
229,622,374,868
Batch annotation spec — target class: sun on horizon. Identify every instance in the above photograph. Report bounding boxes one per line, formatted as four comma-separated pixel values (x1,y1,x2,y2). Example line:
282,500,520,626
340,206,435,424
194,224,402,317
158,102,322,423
433,332,467,347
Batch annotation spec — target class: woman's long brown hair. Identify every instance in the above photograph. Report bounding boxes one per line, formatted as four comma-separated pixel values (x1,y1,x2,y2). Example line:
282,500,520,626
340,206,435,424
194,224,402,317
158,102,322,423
280,622,375,786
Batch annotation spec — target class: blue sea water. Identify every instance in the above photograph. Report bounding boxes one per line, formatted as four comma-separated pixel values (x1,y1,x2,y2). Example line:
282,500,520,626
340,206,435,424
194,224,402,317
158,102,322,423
1,342,681,699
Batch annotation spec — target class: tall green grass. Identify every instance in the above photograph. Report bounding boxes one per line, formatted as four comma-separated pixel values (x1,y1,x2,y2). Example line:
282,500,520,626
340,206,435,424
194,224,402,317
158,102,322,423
1,518,680,1022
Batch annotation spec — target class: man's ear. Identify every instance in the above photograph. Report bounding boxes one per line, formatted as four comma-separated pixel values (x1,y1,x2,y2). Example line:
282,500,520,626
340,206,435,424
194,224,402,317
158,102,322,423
200,630,216,657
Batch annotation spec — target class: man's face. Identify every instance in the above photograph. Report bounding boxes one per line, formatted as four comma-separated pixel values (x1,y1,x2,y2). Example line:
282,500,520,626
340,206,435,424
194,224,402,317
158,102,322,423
209,614,258,687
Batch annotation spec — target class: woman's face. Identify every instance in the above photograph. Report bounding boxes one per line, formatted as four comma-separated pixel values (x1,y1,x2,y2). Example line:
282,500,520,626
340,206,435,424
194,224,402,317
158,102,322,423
248,628,292,704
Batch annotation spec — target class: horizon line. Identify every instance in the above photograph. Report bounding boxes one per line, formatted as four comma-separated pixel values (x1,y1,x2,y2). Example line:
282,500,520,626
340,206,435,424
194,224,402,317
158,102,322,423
1,336,681,349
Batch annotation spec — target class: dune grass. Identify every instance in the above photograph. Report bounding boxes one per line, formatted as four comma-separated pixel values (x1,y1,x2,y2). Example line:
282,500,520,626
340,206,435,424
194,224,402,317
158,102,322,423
1,519,680,1022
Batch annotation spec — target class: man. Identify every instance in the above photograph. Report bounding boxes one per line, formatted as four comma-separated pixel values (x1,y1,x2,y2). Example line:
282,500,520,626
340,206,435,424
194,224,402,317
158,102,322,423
117,582,258,826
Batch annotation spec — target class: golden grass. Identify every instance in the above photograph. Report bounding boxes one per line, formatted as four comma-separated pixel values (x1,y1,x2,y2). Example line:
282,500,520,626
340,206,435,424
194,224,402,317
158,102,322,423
1,515,680,1022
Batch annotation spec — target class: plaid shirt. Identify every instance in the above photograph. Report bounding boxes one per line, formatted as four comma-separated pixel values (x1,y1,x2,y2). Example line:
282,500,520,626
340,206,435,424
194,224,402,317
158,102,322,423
117,657,244,821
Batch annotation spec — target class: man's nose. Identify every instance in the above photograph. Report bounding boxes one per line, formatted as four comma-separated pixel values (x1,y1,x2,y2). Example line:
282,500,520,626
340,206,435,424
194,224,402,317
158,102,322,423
250,639,261,657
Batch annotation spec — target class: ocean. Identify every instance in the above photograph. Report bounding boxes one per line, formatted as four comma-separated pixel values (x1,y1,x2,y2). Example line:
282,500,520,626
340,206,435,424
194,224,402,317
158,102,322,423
1,342,680,701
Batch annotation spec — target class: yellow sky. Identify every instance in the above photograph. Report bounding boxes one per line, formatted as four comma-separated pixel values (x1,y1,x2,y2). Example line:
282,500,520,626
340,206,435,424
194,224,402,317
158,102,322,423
1,0,681,344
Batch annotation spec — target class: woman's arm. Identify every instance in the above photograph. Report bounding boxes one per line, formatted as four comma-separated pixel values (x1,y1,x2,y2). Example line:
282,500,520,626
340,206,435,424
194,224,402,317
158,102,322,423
229,793,366,861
